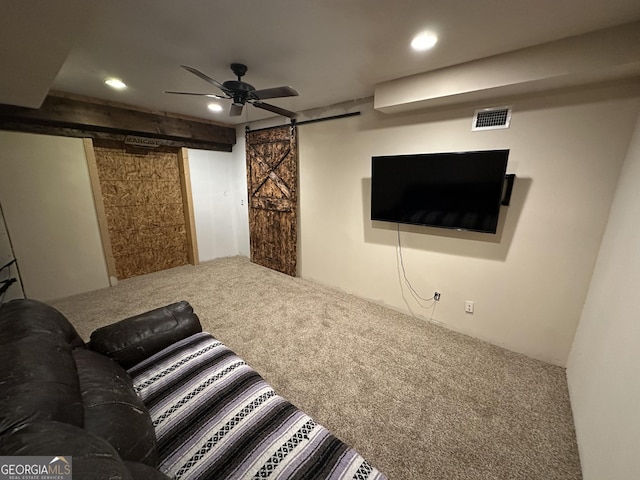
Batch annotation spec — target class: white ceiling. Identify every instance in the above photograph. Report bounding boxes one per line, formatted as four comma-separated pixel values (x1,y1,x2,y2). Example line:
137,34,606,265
3,0,640,125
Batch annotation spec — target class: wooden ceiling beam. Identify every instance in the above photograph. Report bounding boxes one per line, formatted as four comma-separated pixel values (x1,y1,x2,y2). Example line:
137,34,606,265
0,95,236,152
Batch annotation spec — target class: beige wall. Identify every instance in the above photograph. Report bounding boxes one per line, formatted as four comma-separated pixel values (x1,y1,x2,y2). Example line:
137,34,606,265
187,148,249,261
567,112,640,479
297,82,640,366
231,132,251,257
0,131,109,300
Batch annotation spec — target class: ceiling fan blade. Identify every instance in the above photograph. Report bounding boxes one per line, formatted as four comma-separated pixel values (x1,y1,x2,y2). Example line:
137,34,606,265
181,65,231,94
230,103,244,116
250,85,299,100
251,100,297,118
164,90,228,99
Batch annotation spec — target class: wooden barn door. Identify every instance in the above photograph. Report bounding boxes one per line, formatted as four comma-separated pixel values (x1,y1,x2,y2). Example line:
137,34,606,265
246,125,298,276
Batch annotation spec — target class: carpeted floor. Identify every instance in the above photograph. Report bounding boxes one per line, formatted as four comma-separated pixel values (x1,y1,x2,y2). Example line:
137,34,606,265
51,256,582,480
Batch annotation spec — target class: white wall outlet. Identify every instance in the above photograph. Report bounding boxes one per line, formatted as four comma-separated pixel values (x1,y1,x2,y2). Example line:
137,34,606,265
465,301,475,314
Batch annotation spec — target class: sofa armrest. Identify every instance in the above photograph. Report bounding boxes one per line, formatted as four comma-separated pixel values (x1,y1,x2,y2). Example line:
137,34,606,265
89,301,202,369
0,420,170,480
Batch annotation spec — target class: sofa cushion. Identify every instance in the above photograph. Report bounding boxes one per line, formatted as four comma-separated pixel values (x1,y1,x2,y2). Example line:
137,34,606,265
0,300,84,434
89,301,202,369
74,349,158,466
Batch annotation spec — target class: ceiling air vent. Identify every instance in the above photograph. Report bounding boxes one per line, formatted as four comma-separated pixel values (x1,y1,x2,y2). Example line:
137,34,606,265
472,106,511,131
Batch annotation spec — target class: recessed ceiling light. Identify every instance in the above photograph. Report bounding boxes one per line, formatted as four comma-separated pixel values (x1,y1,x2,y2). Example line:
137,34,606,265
411,31,438,51
104,78,127,90
207,103,223,112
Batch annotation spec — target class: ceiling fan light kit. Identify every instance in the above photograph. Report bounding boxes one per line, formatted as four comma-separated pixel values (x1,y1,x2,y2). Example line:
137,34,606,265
166,63,299,119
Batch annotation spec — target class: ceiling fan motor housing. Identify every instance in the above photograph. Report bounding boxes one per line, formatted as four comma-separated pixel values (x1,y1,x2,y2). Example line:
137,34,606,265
223,80,255,105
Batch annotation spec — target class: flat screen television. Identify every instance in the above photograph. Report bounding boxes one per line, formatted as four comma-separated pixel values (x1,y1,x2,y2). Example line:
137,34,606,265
371,149,510,234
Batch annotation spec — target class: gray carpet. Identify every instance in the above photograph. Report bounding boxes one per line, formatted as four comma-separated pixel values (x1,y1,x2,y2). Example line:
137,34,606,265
51,256,582,480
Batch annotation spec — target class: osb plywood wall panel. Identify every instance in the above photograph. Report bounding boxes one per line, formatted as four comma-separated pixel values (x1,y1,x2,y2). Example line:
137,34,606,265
93,142,188,279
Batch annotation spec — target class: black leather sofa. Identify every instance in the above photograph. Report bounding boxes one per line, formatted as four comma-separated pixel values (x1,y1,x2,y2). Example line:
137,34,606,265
0,298,388,480
0,299,201,480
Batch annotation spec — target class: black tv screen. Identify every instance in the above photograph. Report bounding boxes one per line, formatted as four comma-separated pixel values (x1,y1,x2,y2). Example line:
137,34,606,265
371,149,509,233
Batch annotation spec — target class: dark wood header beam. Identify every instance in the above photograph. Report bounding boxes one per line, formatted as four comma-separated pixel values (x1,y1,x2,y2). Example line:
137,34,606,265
0,95,236,152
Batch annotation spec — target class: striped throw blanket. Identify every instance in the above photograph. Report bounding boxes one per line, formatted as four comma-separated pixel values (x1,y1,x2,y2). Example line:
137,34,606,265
129,332,387,480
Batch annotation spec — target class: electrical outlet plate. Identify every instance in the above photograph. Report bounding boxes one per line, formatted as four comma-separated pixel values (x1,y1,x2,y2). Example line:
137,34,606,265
434,291,441,301
465,301,474,314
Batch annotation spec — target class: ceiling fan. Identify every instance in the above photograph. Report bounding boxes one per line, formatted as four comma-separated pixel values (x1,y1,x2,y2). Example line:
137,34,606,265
166,63,298,118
